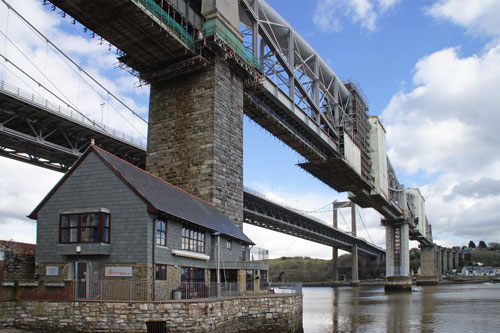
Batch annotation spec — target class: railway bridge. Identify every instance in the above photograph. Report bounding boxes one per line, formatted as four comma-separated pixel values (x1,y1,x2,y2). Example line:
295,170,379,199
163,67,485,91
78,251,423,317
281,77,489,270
0,0,455,289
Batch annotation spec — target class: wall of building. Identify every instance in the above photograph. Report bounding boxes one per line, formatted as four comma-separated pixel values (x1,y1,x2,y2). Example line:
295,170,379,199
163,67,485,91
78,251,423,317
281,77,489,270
36,152,151,273
0,295,302,332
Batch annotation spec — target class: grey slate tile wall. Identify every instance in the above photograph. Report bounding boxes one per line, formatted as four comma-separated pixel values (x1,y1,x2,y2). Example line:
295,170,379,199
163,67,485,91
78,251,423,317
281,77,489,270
35,151,151,264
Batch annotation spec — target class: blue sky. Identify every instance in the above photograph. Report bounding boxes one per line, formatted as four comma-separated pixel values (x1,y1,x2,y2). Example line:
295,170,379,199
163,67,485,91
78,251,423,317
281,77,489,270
2,0,500,258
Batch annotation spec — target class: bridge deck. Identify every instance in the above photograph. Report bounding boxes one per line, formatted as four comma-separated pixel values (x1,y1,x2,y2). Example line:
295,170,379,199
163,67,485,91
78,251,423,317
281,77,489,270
49,0,195,75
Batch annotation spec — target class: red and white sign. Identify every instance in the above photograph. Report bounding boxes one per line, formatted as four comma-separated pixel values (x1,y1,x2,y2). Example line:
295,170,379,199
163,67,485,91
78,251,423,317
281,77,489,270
105,267,132,277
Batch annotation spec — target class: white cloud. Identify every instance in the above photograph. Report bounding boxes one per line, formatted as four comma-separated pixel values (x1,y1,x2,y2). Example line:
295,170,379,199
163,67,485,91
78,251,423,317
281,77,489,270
0,0,149,244
382,43,500,246
313,0,400,32
427,0,500,38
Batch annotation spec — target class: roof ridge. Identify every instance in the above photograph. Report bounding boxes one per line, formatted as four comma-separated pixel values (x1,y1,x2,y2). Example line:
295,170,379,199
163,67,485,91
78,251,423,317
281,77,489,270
91,145,217,208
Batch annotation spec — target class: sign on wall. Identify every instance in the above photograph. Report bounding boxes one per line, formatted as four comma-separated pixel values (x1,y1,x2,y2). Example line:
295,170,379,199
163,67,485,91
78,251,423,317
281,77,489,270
46,266,59,276
105,266,133,277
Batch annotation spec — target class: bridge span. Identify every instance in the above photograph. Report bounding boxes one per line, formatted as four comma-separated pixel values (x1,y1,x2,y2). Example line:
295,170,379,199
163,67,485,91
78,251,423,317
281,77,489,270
0,0,454,289
0,80,383,260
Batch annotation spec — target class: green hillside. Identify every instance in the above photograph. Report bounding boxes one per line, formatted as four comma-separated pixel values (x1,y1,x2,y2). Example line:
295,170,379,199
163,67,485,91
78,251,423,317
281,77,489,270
265,255,385,283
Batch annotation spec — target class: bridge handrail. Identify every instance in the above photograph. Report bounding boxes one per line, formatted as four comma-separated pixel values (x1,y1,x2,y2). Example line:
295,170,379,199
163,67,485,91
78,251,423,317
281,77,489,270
131,0,195,49
244,186,385,253
0,80,147,150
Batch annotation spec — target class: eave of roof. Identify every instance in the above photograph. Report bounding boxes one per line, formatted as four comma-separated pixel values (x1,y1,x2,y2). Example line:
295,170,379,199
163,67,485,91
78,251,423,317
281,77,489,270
29,145,254,245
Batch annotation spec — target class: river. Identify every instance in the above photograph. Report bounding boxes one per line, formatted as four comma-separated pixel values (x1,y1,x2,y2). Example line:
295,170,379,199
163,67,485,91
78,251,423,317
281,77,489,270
302,283,500,332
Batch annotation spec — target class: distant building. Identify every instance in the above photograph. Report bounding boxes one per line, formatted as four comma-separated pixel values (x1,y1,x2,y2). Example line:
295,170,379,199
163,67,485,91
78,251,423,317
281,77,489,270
29,145,267,299
461,266,495,277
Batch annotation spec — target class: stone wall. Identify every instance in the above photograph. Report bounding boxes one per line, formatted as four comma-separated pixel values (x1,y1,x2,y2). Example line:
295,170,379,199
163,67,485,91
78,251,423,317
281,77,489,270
1,250,35,281
0,295,302,332
146,60,244,228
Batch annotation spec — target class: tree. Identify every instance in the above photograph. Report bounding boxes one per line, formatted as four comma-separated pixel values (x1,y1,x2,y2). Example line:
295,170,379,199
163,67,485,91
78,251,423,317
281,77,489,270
488,242,500,250
478,241,487,249
468,241,476,249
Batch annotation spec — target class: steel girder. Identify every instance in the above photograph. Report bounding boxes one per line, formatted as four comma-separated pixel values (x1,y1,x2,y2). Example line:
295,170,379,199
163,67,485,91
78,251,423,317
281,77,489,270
0,81,146,171
243,189,385,257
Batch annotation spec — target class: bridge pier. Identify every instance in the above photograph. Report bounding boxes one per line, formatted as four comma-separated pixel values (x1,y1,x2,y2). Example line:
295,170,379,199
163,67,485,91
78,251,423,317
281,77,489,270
350,203,360,286
332,205,340,285
442,249,447,275
436,247,442,278
417,245,439,285
146,61,244,228
446,249,453,274
384,221,411,291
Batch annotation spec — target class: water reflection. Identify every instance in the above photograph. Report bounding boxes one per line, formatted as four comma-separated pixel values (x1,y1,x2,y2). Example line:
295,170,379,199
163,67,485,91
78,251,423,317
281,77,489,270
303,283,500,333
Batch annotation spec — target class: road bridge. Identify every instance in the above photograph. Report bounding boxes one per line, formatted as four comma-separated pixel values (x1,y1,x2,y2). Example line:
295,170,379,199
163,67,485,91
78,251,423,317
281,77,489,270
0,80,383,260
0,0,453,290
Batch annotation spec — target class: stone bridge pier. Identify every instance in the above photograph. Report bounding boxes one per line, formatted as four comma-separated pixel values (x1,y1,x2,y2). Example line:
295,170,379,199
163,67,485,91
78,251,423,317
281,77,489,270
384,220,411,291
146,59,245,228
417,245,439,285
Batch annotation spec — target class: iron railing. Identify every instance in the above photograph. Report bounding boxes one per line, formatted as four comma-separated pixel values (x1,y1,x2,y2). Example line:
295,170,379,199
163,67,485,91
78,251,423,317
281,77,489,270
75,280,301,301
0,80,147,149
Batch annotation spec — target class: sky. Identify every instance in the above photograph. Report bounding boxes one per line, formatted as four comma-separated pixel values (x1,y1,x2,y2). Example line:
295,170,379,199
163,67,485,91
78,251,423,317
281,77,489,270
1,0,500,259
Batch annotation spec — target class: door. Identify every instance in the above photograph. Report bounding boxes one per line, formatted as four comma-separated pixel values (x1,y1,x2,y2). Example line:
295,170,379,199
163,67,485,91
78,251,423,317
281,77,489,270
76,262,88,299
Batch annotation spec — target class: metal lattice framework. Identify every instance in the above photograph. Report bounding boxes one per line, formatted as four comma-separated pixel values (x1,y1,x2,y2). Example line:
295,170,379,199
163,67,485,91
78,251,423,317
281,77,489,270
0,81,146,171
0,0,438,246
243,189,384,257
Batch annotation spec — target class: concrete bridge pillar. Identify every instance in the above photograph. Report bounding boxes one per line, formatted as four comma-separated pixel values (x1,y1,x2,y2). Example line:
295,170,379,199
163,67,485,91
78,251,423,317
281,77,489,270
447,250,453,274
441,248,447,275
417,245,439,285
436,247,442,278
384,221,411,291
332,205,339,284
146,61,244,228
350,203,360,286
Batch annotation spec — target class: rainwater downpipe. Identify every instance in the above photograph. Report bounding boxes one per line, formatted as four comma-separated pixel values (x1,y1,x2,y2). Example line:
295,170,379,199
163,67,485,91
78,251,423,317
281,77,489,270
152,217,158,301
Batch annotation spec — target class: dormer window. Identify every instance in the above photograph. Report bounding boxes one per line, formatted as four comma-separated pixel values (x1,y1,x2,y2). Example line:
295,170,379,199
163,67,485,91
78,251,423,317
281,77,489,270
59,209,111,244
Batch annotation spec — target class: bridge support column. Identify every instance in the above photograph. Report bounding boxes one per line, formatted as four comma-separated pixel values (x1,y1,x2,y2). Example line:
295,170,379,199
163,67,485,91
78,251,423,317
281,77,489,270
350,203,360,286
436,247,442,279
417,245,439,285
332,205,339,285
146,61,244,228
453,248,460,271
384,222,411,292
441,248,447,275
446,249,453,274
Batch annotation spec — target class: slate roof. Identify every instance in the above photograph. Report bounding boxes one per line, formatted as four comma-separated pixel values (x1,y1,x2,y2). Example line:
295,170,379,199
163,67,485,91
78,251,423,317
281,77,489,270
30,145,254,245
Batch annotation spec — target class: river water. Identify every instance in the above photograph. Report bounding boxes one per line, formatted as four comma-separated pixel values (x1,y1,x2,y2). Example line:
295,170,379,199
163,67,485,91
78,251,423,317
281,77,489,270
303,283,500,332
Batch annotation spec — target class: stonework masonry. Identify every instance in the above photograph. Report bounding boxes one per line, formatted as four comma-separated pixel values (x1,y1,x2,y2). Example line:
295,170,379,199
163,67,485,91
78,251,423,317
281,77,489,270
1,250,34,281
417,246,439,285
0,295,302,332
146,60,244,228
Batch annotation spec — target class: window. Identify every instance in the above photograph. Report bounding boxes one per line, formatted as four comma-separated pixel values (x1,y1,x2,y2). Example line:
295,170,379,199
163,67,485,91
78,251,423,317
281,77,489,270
181,227,205,253
259,270,268,290
60,212,110,243
155,264,167,280
246,269,254,291
226,239,232,250
181,267,205,283
156,220,167,246
241,244,247,261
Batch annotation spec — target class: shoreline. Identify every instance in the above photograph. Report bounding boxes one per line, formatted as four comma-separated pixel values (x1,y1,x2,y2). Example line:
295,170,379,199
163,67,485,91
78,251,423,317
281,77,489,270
301,277,500,287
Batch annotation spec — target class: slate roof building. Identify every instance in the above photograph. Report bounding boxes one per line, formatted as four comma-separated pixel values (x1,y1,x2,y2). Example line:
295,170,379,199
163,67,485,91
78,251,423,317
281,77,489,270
461,266,495,277
29,145,267,300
